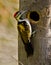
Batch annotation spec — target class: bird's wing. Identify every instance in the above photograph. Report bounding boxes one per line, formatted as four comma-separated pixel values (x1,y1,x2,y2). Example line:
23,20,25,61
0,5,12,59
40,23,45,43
18,23,30,44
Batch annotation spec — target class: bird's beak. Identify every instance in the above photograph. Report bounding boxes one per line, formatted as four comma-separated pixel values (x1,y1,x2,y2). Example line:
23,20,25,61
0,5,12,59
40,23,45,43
14,10,28,21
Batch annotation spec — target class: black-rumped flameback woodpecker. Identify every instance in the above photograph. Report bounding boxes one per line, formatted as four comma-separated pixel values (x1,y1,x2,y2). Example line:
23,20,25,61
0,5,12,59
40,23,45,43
14,10,35,57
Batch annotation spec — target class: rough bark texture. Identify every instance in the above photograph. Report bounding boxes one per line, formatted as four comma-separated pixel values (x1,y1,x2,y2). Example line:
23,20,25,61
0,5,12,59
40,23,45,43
19,0,51,65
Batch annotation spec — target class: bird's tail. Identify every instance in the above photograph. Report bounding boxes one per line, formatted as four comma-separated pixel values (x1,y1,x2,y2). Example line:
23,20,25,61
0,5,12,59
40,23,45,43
24,42,34,57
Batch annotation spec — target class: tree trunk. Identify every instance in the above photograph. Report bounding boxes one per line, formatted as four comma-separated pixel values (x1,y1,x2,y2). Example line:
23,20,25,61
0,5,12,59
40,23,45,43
19,0,51,65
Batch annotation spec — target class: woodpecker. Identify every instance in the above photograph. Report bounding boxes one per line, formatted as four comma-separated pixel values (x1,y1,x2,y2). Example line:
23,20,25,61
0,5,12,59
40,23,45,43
14,10,35,57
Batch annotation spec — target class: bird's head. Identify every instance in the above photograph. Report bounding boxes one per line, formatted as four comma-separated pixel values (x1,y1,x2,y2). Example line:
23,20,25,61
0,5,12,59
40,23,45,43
14,10,28,21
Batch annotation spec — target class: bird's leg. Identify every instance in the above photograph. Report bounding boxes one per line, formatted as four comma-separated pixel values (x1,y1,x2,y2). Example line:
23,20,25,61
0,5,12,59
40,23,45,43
31,30,36,37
